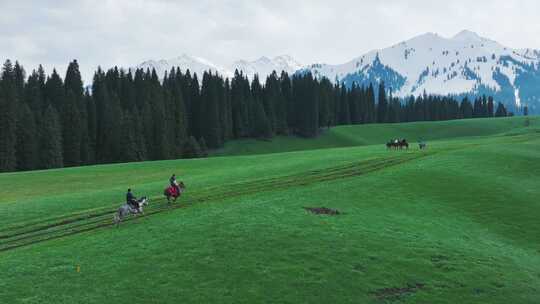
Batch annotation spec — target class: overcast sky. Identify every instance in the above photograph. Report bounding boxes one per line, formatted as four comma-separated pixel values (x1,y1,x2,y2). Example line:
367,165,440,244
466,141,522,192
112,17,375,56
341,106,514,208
1,0,538,83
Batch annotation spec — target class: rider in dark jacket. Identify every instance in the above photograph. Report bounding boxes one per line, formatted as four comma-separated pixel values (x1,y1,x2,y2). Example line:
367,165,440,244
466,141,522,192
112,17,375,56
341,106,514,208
126,188,139,211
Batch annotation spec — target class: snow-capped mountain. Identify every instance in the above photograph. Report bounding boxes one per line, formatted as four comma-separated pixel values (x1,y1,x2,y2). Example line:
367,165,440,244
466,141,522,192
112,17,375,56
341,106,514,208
136,54,303,81
303,30,540,112
231,55,303,80
137,54,231,79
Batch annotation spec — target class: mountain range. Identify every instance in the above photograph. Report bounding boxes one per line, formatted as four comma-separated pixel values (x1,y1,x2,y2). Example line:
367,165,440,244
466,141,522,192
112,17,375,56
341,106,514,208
137,54,302,82
137,30,540,113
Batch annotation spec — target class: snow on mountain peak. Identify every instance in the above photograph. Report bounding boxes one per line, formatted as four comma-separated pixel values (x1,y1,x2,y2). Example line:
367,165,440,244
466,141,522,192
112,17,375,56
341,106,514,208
136,54,231,78
137,54,303,81
451,30,484,42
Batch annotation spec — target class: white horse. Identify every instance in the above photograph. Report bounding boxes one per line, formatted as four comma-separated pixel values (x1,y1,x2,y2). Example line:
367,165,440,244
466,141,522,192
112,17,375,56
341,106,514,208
113,197,149,227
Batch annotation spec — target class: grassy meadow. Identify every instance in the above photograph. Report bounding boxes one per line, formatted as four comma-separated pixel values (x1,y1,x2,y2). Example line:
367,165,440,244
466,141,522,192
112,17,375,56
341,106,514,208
1,116,539,303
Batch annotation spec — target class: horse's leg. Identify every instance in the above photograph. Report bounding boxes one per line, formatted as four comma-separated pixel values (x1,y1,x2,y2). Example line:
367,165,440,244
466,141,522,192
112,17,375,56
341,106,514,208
114,210,122,227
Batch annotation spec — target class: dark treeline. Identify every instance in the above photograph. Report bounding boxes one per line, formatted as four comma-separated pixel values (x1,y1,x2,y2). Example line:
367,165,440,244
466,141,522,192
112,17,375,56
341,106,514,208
0,59,509,172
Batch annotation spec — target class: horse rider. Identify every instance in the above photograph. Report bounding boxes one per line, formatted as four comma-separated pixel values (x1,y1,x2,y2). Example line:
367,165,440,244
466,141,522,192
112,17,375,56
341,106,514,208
170,174,180,194
126,188,139,212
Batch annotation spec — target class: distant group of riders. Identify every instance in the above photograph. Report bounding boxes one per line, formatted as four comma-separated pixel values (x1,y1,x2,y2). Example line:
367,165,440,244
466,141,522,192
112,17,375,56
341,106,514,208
114,173,186,226
386,138,427,150
386,138,409,149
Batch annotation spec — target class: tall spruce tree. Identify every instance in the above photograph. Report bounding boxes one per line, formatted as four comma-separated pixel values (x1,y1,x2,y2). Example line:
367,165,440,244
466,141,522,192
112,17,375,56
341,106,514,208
338,85,350,125
85,90,97,163
365,84,376,123
0,60,19,172
377,82,388,123
16,104,38,170
45,69,65,111
487,96,494,117
64,60,88,164
13,61,26,99
62,90,82,166
25,69,45,117
183,136,202,158
495,102,507,117
40,105,63,169
170,83,188,157
460,97,473,118
120,110,142,162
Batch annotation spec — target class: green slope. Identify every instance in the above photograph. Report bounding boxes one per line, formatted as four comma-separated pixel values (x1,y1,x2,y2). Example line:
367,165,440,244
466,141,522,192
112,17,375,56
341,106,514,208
0,119,539,303
214,116,538,156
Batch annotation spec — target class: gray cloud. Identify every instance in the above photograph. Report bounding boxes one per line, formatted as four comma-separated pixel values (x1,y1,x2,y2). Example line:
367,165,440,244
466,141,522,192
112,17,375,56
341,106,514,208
1,0,538,83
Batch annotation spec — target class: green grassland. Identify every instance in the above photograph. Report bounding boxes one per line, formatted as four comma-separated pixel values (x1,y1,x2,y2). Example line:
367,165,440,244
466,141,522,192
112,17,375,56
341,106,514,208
1,117,539,303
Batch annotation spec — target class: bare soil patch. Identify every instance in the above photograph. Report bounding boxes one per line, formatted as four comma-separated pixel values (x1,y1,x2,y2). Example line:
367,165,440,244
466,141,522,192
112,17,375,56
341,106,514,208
303,207,340,215
369,283,425,301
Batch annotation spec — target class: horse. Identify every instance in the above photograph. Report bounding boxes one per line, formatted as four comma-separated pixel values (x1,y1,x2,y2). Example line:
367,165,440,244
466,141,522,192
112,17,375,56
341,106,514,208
164,181,186,204
386,139,409,150
400,140,409,149
113,197,149,227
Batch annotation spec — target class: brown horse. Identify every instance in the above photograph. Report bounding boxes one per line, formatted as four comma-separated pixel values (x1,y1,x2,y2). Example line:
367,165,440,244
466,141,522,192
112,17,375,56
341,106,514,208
164,181,186,204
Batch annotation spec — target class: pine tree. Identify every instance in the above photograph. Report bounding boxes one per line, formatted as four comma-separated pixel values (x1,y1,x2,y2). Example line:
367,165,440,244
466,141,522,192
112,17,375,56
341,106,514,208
183,136,202,158
16,104,38,170
461,98,473,118
377,82,388,123
0,60,19,172
62,90,82,166
120,111,141,162
253,98,272,138
495,102,507,117
45,69,65,111
13,61,26,99
473,98,482,118
487,96,494,117
280,72,294,131
387,97,401,123
198,138,209,157
263,72,279,133
318,78,333,129
40,105,63,169
171,84,188,157
338,85,350,124
365,84,376,123
98,90,123,162
85,90,97,163
293,74,319,137
64,60,88,164
199,72,223,148
25,69,45,117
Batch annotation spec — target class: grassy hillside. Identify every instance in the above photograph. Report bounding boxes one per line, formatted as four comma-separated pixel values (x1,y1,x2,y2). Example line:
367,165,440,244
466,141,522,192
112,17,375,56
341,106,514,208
1,118,539,303
213,116,538,156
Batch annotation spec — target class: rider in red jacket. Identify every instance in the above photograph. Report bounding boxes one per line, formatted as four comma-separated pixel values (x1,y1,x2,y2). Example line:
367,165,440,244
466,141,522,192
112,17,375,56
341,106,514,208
170,174,180,195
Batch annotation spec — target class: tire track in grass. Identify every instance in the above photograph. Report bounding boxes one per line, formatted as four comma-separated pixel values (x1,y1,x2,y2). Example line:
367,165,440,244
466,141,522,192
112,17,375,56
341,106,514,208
0,152,429,252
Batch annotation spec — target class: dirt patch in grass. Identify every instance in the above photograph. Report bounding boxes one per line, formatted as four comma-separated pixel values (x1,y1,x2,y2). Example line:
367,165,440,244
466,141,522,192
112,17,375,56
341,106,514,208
303,207,340,215
369,283,425,301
